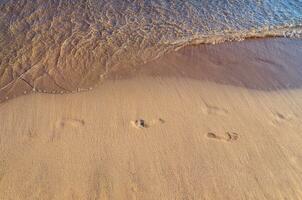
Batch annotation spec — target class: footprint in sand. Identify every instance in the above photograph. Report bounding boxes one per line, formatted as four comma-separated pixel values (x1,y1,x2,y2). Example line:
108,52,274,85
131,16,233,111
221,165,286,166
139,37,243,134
271,112,296,125
206,132,238,142
203,103,229,116
55,118,85,129
51,118,85,141
131,118,165,129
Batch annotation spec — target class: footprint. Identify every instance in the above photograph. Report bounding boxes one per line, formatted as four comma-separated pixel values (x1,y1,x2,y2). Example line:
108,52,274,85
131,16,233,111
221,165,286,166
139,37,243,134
55,118,85,129
51,118,85,141
271,112,294,125
206,132,238,142
207,132,221,140
131,118,165,129
131,119,148,129
204,103,228,116
225,132,239,141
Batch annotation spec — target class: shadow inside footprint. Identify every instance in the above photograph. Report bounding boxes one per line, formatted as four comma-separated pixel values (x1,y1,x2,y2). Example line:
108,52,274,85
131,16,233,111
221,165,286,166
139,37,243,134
133,119,148,129
276,112,286,120
158,118,165,124
225,132,239,141
272,112,294,125
207,132,221,139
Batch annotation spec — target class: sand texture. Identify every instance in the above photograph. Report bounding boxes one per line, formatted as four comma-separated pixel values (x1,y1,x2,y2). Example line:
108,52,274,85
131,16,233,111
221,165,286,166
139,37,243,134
0,39,302,199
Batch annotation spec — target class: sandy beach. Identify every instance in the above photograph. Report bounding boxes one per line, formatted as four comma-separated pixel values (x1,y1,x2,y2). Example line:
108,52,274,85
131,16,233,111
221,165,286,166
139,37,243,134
0,38,302,199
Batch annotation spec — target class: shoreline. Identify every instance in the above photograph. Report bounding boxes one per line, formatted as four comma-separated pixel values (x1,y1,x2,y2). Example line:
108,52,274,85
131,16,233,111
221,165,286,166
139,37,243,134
1,37,302,103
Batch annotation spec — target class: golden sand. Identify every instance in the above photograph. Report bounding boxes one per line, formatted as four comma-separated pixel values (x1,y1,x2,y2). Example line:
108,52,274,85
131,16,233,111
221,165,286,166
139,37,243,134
0,38,302,199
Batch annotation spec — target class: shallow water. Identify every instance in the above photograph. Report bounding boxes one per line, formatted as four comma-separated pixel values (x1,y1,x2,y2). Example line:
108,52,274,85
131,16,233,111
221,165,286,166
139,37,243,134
0,0,302,99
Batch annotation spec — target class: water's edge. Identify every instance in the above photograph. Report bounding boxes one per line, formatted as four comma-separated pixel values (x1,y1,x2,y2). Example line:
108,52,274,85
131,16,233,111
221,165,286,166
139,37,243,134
0,1,301,102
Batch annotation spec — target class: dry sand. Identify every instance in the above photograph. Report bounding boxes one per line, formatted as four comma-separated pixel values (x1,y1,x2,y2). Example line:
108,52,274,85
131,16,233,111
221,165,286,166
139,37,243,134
0,38,302,199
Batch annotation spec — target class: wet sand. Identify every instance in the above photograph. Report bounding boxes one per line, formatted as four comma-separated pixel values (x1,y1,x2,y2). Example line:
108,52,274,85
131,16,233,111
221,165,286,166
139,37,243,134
0,38,302,199
110,38,302,91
